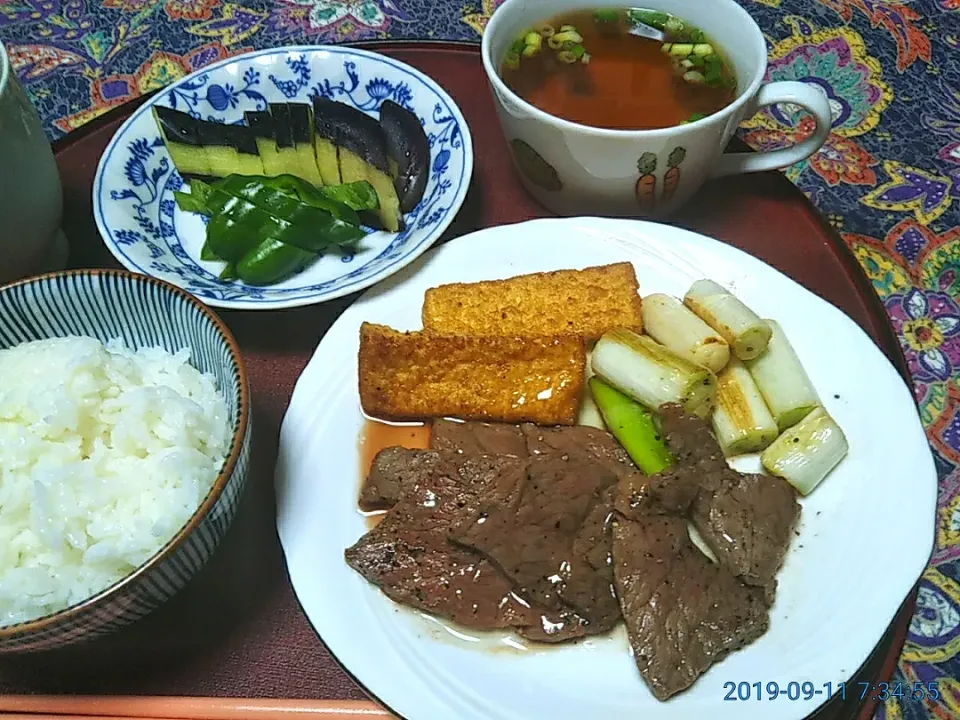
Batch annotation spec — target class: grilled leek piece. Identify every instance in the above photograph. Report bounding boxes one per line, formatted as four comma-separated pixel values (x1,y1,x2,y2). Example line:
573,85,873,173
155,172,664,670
745,319,820,431
684,279,771,360
641,292,730,372
591,328,717,416
711,357,778,456
761,406,848,495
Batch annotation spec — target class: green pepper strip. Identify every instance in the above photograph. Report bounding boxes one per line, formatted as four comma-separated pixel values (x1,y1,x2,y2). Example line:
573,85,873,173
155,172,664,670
220,263,238,281
174,189,209,215
209,176,366,256
200,237,219,261
215,174,362,227
249,174,378,218
589,377,675,474
236,238,317,286
178,176,372,281
202,189,271,263
317,180,380,212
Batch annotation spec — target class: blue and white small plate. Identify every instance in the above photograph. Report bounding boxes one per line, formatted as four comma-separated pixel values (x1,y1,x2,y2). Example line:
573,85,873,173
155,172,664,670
93,46,473,310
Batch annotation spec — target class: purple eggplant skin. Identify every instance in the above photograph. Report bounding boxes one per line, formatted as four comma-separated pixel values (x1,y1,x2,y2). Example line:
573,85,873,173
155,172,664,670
379,100,430,214
312,96,391,174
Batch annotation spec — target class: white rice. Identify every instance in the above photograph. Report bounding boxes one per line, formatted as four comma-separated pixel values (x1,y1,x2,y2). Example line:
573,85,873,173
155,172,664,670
0,335,231,627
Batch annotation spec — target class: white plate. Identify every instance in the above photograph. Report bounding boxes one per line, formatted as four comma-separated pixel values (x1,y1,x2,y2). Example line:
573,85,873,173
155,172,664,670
93,46,472,310
275,217,936,720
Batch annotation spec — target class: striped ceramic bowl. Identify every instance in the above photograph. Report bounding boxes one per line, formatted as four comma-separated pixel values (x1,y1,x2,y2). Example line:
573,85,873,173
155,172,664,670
0,269,251,652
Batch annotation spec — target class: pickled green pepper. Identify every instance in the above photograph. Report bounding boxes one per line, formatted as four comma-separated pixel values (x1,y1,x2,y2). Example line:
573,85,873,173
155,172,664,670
174,174,378,285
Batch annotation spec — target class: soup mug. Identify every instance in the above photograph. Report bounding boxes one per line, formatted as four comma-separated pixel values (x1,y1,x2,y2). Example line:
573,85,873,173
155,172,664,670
481,0,833,217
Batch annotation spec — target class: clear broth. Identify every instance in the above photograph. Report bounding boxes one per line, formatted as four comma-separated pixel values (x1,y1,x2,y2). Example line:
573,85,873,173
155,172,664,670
500,8,736,130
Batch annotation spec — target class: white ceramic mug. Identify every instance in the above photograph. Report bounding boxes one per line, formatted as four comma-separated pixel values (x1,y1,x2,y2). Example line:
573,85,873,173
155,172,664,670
481,0,833,217
0,41,67,285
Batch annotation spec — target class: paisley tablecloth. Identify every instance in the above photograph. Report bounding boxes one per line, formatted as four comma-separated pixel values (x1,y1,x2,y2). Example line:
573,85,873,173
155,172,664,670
2,0,960,716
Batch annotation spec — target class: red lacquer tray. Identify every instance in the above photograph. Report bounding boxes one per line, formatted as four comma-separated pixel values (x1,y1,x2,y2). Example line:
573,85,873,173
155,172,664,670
0,42,915,720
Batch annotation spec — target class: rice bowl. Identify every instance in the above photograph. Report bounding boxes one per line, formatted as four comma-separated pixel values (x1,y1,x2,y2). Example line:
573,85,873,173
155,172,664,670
0,269,249,653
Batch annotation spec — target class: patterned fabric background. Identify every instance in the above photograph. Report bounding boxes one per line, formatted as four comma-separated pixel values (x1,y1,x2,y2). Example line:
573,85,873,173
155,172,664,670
1,0,960,716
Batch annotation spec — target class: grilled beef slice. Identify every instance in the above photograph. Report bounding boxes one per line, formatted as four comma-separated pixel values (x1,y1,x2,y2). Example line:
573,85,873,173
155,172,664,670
358,447,441,510
613,515,770,701
691,472,801,599
431,418,529,457
432,419,636,477
347,454,588,639
615,470,702,519
451,453,622,634
656,402,801,597
658,402,728,481
347,455,535,630
520,423,636,478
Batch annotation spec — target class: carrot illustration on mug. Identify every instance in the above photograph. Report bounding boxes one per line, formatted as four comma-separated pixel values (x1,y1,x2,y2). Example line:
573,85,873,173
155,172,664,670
661,147,687,202
635,152,658,210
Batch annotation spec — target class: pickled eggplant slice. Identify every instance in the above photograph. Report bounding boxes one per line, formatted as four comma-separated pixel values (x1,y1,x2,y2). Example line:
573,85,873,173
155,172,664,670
379,100,430,213
268,103,301,178
312,97,391,173
196,123,237,178
337,147,401,232
153,106,211,177
314,97,402,231
289,102,325,187
226,125,265,176
365,170,402,232
311,98,341,185
245,110,285,176
197,123,264,178
338,148,370,190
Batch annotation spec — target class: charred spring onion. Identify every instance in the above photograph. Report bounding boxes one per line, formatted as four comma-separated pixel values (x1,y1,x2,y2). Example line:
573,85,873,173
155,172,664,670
641,293,730,373
589,377,674,474
744,319,820,431
711,357,779,456
683,279,772,361
760,406,848,495
591,328,718,416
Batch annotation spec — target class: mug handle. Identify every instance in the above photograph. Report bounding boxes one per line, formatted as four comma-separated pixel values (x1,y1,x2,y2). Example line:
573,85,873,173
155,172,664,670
710,81,833,178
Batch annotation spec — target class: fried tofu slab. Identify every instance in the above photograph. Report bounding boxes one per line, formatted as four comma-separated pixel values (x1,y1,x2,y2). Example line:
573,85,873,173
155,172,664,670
358,322,586,425
421,262,643,341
